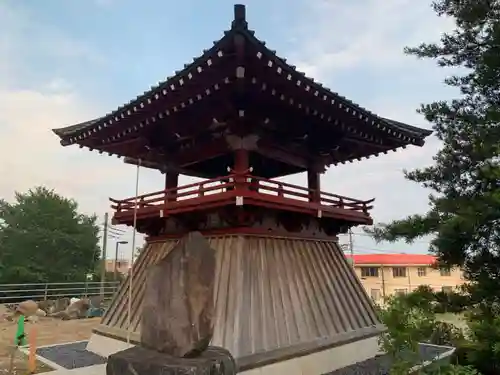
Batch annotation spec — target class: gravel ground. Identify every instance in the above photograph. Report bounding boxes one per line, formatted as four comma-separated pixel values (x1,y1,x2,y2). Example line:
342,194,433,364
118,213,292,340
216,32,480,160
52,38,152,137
36,341,106,369
324,343,453,375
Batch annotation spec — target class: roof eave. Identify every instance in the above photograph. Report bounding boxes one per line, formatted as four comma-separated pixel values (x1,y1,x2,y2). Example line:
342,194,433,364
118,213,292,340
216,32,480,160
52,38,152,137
52,32,234,142
52,5,434,151
243,31,433,144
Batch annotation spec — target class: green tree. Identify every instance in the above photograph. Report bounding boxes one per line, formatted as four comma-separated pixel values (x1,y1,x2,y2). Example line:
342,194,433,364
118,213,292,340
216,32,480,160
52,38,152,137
0,187,100,283
367,0,500,301
367,0,500,372
379,293,469,375
379,295,437,375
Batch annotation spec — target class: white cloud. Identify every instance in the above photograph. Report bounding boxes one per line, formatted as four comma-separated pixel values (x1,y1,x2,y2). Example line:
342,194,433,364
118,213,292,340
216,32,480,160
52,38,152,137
285,0,457,253
0,3,146,251
0,0,456,257
292,0,454,78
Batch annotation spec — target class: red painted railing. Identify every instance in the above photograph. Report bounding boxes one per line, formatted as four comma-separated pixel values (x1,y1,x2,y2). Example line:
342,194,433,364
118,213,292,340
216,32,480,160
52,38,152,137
110,174,374,219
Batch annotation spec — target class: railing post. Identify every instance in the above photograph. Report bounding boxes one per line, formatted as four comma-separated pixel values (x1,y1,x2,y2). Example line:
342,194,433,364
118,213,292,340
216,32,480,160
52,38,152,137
278,183,284,197
44,283,48,301
198,183,205,197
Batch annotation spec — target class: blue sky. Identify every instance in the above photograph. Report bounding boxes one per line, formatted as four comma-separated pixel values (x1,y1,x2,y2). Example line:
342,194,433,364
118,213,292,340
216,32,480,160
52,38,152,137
0,0,457,259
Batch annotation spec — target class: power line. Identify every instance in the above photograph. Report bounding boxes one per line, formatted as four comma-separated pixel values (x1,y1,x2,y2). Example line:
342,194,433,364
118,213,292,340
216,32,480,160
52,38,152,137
339,244,432,255
98,222,127,240
99,223,126,233
100,228,125,233
351,248,431,255
338,231,432,246
356,243,429,253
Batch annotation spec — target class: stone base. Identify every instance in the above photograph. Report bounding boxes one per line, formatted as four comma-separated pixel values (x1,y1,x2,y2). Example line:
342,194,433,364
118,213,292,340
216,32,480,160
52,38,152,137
87,333,134,358
107,346,236,375
88,332,381,375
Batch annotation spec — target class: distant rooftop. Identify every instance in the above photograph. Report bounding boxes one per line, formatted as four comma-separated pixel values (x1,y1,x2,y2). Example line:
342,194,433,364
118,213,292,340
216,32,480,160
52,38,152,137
347,253,436,266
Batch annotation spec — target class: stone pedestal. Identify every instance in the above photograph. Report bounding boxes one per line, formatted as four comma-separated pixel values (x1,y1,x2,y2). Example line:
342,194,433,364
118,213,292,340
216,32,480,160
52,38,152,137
106,346,236,375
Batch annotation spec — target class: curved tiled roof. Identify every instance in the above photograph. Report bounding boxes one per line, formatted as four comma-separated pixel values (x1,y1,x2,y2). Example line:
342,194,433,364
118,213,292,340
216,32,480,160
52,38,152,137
52,4,432,149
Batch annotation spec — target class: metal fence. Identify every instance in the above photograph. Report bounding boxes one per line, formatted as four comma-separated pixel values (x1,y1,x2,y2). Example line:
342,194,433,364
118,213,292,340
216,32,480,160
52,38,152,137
0,281,120,303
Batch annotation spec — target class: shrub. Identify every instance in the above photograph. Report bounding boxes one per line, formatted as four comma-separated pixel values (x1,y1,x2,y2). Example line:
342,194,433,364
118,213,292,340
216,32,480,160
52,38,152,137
379,294,437,375
379,293,476,375
429,321,464,346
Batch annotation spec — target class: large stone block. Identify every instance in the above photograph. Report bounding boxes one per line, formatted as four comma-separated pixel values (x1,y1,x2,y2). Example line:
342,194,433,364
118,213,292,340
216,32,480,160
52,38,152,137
141,231,217,357
106,346,236,375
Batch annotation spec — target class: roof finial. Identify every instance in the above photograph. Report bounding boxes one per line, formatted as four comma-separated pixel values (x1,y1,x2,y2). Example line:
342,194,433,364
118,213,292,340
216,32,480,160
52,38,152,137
232,4,247,29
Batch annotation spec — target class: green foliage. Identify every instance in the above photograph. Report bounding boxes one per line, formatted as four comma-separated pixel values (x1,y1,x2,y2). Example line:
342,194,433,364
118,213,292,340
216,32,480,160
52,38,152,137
379,295,436,371
365,0,500,295
430,321,465,346
389,288,500,374
405,285,436,310
379,293,468,374
365,0,500,372
459,306,500,375
0,186,100,283
426,365,480,375
399,284,472,314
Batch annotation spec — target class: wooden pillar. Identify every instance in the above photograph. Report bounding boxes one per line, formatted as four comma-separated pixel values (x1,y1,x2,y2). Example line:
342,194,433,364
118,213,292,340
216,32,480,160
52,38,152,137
307,168,321,203
233,148,249,191
164,171,179,203
234,148,249,173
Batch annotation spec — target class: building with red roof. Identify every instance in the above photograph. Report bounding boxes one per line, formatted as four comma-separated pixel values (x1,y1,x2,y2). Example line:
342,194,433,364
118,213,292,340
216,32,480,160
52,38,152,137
347,253,437,266
345,253,464,302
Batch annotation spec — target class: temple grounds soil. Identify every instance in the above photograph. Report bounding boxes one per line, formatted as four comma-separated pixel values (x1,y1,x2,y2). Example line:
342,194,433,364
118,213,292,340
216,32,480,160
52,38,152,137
0,305,100,374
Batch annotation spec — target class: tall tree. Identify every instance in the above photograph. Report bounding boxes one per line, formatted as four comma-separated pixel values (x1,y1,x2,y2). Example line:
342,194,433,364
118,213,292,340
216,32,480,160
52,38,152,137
367,2,500,372
0,187,100,283
368,1,500,297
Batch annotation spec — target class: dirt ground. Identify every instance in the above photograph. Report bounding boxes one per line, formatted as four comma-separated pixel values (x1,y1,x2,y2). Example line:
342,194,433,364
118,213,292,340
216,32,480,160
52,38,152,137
0,305,100,374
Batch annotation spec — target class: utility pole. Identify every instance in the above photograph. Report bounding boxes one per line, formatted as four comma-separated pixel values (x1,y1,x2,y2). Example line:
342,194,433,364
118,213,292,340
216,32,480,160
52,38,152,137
348,228,354,261
114,241,128,281
100,212,109,297
381,265,386,299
